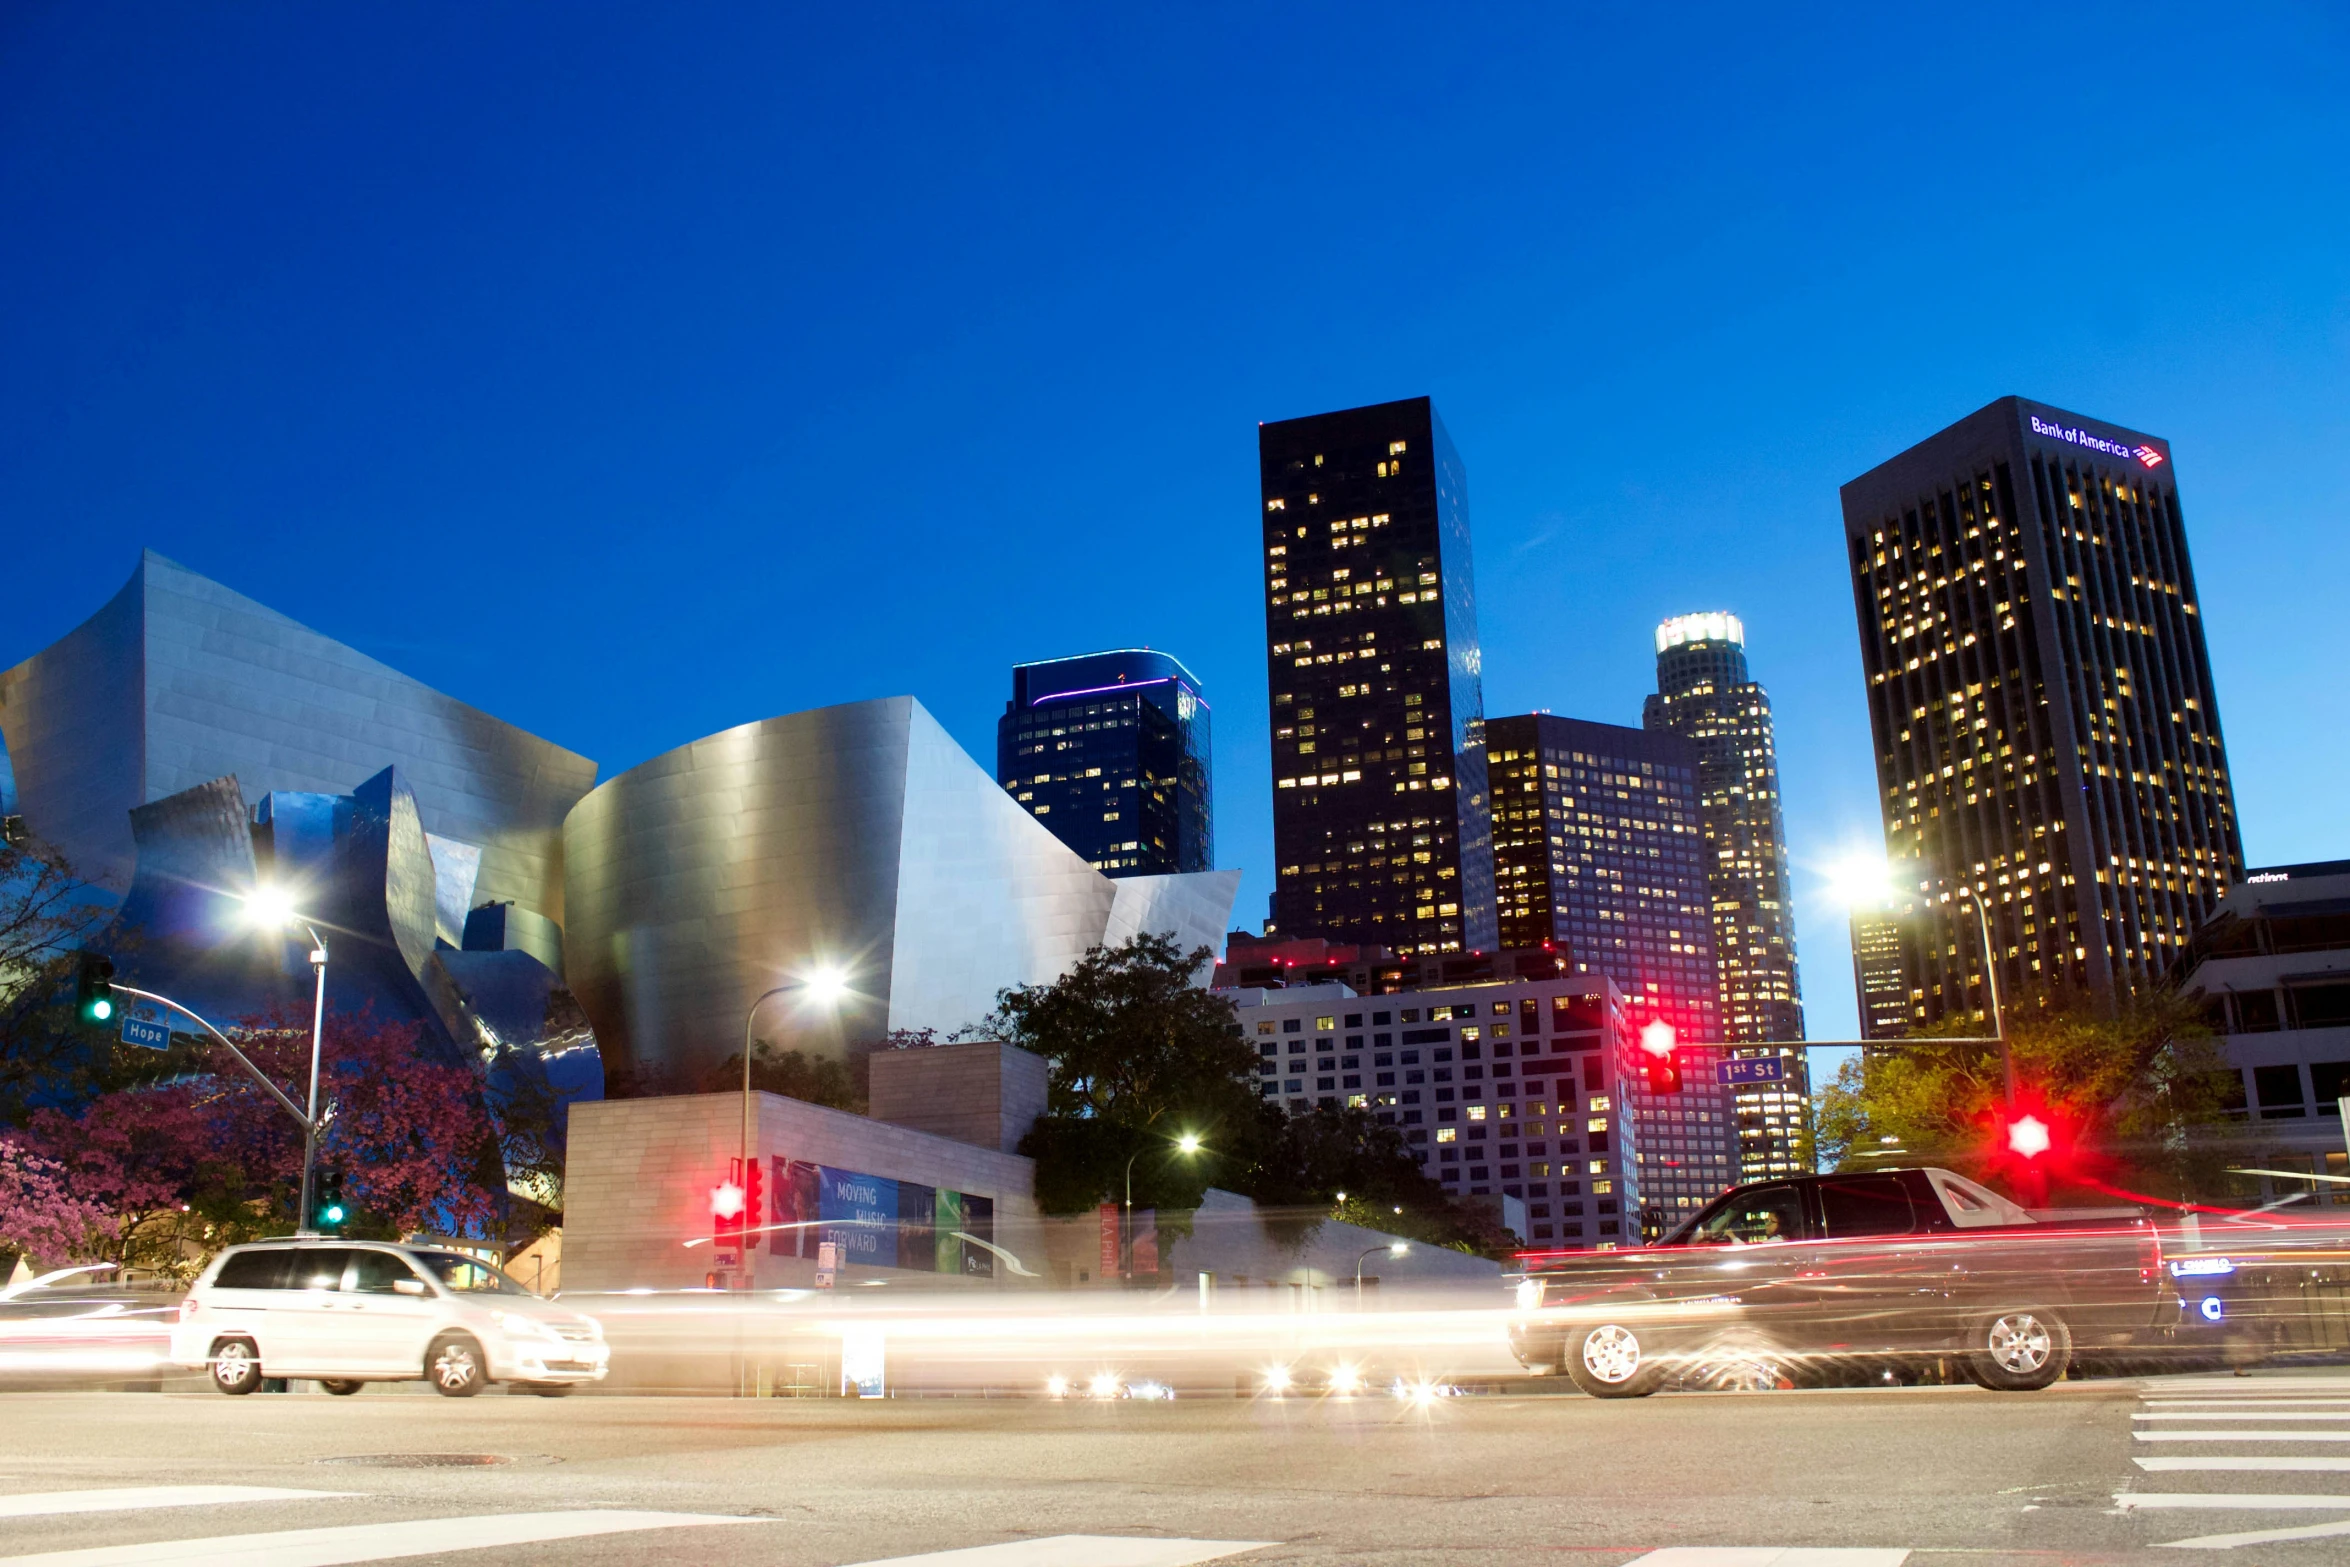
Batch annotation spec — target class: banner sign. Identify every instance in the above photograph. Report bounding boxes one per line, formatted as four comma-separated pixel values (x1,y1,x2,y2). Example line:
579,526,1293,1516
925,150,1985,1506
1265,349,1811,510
765,1156,993,1278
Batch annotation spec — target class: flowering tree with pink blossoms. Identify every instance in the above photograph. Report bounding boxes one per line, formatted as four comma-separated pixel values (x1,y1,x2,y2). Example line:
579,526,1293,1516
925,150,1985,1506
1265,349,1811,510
0,1138,114,1272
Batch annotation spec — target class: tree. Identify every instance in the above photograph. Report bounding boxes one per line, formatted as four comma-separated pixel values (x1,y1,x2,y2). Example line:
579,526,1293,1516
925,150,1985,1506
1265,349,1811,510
991,932,1258,1131
0,835,133,1126
1813,989,2237,1206
0,1137,113,1272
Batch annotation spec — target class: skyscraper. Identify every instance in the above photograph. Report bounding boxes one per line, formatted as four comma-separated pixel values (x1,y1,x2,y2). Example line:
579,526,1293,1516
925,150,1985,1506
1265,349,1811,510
1642,612,1807,1180
1259,396,1495,955
1850,906,1910,1044
995,650,1212,876
1484,714,1717,1045
1840,397,2243,1029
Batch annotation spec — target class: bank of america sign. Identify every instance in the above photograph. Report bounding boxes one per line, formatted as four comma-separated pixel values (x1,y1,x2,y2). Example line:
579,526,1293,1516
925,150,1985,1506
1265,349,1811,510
2029,412,2166,469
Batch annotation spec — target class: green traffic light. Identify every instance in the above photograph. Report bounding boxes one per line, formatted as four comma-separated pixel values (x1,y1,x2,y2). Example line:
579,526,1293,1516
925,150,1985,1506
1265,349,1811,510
90,998,113,1022
323,1204,346,1224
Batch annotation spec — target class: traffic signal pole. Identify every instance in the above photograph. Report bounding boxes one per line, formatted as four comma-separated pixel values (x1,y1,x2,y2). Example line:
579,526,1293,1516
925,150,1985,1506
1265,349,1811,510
296,930,329,1240
110,983,313,1133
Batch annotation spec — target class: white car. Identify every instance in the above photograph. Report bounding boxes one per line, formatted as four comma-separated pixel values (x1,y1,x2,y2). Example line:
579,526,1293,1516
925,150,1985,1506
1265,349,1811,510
172,1239,607,1398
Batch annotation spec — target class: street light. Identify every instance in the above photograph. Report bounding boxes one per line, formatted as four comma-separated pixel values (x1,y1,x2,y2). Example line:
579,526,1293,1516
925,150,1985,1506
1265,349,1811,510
243,887,330,1236
1124,1132,1205,1282
737,965,852,1286
1355,1240,1408,1307
1828,856,2015,1109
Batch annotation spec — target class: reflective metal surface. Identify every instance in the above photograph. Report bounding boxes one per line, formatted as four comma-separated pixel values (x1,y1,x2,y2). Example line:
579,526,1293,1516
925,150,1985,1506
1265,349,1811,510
563,697,1238,1093
0,551,595,920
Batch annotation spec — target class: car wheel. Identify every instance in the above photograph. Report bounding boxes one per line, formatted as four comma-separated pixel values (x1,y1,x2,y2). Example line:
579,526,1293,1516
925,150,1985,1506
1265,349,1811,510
428,1334,488,1398
319,1379,364,1397
210,1338,263,1396
1967,1308,2072,1391
1564,1321,1665,1399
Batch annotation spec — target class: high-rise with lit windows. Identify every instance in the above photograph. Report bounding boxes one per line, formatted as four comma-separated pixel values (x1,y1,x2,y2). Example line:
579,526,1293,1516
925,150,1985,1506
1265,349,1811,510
1484,714,1717,1045
1259,396,1495,955
1851,906,1910,1045
996,650,1212,877
1841,397,2243,1029
1641,613,1808,1181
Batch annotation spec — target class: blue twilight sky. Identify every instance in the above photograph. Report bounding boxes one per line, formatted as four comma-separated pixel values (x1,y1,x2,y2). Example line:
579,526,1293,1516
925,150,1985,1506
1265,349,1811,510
3,4,2345,1045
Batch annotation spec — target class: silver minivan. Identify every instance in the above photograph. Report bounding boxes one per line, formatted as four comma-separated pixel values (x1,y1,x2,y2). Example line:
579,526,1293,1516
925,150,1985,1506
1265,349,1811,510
172,1239,607,1397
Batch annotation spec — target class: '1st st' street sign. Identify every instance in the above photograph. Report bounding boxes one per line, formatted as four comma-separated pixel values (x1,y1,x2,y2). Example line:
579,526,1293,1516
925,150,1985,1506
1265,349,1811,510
1716,1056,1785,1086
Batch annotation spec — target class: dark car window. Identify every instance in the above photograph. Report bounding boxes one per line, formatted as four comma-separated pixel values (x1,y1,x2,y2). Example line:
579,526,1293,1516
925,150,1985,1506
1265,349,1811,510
1687,1184,1805,1245
285,1249,357,1292
211,1250,294,1290
349,1250,427,1294
1817,1177,1917,1238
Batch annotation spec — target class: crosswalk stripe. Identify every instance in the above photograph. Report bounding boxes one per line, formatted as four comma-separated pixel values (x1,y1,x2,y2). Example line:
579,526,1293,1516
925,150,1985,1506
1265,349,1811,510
2138,1457,2350,1472
1621,1554,1910,1567
2147,1379,2350,1392
2136,1412,2350,1422
2146,1401,2350,1409
2116,1493,2350,1510
0,1490,354,1521
2135,1430,2350,1442
846,1540,1272,1566
0,1509,762,1566
2151,1516,2350,1549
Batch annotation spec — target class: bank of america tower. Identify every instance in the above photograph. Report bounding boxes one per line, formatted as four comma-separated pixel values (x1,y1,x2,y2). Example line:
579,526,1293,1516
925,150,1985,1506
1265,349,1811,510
1259,396,1495,955
1841,397,2243,1028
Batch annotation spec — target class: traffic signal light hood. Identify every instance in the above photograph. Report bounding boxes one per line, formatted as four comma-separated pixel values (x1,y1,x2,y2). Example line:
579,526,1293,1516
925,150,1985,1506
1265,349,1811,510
75,953,116,1026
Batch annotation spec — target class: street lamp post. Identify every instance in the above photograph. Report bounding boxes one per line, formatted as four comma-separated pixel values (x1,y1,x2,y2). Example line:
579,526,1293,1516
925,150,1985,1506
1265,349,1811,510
1355,1240,1407,1308
1954,885,2015,1105
243,889,330,1234
1124,1133,1203,1281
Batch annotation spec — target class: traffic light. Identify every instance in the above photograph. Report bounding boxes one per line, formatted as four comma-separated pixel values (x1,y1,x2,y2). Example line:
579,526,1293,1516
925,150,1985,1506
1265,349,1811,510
712,1161,746,1245
313,1170,348,1233
741,1155,764,1238
75,953,116,1027
2005,1113,2052,1160
1638,1019,1681,1094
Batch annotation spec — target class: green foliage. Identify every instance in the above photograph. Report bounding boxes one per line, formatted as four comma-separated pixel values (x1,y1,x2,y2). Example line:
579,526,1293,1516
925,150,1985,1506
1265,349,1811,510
1018,1114,1215,1217
1814,989,2237,1202
989,931,1259,1134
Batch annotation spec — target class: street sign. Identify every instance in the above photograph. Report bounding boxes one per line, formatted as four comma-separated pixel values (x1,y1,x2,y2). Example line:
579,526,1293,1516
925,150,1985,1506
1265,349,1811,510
119,1016,171,1051
1717,1055,1785,1086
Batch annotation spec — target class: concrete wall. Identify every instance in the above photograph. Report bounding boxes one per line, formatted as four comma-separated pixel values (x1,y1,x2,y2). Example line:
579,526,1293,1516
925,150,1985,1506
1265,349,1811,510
563,1091,1046,1293
866,1041,1048,1155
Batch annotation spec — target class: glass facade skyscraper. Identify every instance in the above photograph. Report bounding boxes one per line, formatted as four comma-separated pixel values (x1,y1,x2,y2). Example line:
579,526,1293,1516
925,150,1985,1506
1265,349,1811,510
1259,396,1495,956
1484,714,1718,1046
996,650,1211,876
1641,612,1807,1181
1841,397,2243,1028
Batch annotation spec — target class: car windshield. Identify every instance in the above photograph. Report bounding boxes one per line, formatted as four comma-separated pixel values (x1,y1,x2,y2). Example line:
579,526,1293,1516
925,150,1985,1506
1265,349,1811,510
411,1252,533,1296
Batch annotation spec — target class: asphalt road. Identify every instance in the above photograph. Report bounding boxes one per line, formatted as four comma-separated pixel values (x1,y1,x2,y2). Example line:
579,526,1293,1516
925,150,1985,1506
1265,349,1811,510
2,1369,2347,1564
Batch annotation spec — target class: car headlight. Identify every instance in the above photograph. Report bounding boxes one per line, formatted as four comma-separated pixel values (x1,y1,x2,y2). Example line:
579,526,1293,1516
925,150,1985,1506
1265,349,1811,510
498,1312,559,1340
1515,1278,1543,1311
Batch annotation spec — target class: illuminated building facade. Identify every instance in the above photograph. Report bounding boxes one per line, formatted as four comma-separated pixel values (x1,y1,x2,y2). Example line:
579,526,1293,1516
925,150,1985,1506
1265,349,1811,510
1851,906,1911,1043
995,650,1212,877
1258,396,1495,956
1842,397,2244,1028
1483,714,1717,1045
1641,612,1807,1180
1224,972,1737,1247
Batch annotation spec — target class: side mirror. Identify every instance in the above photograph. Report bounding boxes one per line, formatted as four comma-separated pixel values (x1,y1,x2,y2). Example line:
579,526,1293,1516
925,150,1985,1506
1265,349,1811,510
392,1278,428,1296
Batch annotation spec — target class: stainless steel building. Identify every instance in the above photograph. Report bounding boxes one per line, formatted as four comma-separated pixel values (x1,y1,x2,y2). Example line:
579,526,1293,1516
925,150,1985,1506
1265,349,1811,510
560,696,1239,1093
0,551,596,923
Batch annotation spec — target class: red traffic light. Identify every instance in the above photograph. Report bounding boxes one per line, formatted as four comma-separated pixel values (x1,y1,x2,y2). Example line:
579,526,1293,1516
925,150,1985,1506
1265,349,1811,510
1639,1020,1676,1057
2005,1114,2052,1160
